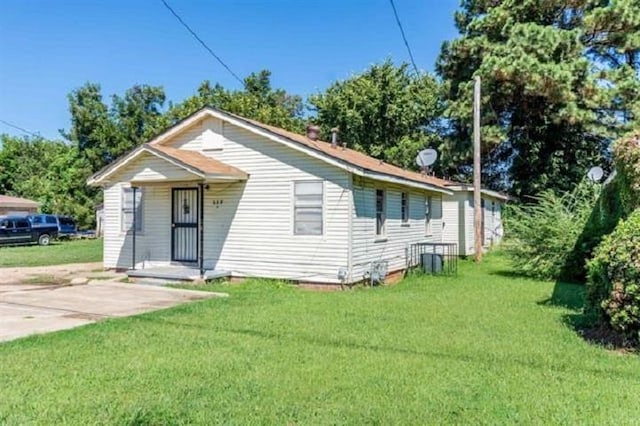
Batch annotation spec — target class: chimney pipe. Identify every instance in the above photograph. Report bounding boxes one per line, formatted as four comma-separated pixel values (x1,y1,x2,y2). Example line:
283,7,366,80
331,127,339,148
306,125,320,141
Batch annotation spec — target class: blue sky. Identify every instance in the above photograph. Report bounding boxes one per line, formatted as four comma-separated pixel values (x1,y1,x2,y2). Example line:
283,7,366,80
0,0,460,140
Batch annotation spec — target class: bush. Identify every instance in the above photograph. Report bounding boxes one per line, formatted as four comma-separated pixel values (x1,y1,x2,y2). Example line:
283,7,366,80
503,181,600,281
586,210,640,345
612,131,640,214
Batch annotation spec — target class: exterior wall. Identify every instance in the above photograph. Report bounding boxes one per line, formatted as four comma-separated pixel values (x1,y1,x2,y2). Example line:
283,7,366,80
0,206,38,215
453,191,505,256
441,192,467,256
154,117,351,284
102,182,172,269
350,177,443,282
101,115,471,284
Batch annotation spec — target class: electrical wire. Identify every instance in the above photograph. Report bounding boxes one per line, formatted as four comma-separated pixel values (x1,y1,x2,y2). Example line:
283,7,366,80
0,119,40,138
388,0,420,75
160,0,244,86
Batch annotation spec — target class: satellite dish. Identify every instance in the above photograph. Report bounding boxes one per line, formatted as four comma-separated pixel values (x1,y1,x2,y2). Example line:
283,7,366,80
416,149,438,168
587,166,604,182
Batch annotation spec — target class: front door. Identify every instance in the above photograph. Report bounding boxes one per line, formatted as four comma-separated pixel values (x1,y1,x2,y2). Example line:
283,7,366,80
171,188,199,262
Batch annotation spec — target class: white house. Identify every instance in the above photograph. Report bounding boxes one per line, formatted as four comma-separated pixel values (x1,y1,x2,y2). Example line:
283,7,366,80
441,185,509,256
88,107,507,284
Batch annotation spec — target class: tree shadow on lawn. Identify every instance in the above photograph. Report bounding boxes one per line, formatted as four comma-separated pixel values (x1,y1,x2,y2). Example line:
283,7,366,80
127,313,635,377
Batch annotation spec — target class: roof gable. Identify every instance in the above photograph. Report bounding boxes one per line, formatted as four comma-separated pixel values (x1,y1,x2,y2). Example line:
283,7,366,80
87,144,247,185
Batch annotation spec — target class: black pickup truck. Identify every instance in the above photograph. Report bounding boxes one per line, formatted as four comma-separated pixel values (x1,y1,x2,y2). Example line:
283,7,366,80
0,216,58,246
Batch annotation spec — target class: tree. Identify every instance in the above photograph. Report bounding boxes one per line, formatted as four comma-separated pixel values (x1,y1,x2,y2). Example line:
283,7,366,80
309,60,443,169
167,70,305,133
436,0,638,197
0,135,96,227
64,83,167,173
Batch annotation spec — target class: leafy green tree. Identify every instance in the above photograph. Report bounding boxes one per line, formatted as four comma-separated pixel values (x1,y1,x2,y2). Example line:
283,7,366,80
0,135,96,227
167,70,304,133
64,83,167,172
309,60,443,169
437,0,638,197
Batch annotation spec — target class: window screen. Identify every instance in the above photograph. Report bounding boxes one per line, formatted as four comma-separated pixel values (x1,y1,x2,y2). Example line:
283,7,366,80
294,181,323,235
121,187,143,232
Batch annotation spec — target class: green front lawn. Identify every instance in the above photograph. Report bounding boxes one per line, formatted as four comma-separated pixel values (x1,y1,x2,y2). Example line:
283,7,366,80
1,253,638,424
0,238,102,267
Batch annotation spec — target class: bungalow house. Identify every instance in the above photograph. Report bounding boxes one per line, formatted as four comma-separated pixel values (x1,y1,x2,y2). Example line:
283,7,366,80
87,107,507,284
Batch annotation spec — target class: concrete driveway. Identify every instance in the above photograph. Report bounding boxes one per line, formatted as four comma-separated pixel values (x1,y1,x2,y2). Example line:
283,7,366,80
0,281,225,343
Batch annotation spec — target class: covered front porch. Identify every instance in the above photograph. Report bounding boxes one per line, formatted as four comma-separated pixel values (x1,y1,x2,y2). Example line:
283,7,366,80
89,143,248,278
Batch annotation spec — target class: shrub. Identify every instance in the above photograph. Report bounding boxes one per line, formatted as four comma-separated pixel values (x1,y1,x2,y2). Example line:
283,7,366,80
503,181,600,281
586,210,640,344
612,131,640,213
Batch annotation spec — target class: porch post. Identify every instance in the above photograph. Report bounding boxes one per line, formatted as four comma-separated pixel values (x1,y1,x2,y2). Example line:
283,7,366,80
198,183,205,278
131,186,138,270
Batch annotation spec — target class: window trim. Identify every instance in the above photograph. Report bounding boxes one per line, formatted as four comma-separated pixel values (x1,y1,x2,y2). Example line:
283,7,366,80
121,186,143,234
293,180,324,236
375,188,386,237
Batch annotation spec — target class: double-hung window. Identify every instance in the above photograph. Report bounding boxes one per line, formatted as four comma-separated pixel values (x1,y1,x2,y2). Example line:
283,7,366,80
425,196,432,235
376,189,386,236
294,181,323,235
121,187,143,232
401,192,409,223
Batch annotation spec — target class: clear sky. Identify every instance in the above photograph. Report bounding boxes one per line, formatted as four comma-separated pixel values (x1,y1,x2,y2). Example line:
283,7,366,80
0,0,460,140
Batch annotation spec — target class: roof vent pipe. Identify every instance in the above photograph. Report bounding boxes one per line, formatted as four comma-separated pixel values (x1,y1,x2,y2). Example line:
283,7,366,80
307,125,320,141
331,127,339,148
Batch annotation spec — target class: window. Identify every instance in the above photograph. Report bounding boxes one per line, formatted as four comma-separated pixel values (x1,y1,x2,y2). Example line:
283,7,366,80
294,181,323,235
31,215,43,224
1,219,13,229
121,187,143,232
15,219,30,228
401,192,409,223
376,189,386,236
45,215,57,224
425,196,432,235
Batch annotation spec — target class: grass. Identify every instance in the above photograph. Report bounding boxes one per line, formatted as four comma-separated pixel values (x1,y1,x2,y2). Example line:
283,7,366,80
1,253,639,424
0,238,102,267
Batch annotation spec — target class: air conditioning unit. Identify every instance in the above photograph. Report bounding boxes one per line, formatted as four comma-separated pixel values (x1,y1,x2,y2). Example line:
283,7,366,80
421,253,443,274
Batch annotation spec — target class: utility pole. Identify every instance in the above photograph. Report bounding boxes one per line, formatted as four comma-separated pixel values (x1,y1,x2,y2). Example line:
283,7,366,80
473,76,483,262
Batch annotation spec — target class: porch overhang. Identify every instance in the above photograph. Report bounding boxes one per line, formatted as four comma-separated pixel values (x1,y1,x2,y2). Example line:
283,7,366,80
87,143,248,186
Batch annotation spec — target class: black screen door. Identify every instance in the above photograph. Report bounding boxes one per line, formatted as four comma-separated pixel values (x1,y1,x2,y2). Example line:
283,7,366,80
171,188,199,262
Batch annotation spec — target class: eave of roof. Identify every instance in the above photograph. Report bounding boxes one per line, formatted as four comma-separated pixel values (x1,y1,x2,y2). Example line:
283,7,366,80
147,107,453,195
87,143,247,186
0,195,40,208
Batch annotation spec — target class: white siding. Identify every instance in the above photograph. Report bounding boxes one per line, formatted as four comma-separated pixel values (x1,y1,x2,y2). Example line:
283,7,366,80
171,118,350,283
441,192,467,255
449,191,505,256
102,114,478,284
102,183,172,269
350,177,443,281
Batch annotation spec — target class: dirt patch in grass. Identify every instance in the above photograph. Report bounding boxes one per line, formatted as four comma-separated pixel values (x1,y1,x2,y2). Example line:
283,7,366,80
22,275,71,286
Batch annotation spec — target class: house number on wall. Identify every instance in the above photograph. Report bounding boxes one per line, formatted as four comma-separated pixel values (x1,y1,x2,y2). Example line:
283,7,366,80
212,199,223,208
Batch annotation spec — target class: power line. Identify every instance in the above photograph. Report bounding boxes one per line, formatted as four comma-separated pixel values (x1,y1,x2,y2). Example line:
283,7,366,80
0,119,40,138
388,0,420,75
160,0,244,86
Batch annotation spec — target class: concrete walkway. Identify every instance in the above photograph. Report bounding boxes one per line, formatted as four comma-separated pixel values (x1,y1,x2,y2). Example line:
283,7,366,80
0,281,226,343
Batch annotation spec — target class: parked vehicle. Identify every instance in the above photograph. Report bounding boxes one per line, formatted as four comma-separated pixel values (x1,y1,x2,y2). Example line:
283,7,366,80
0,216,58,246
28,214,77,237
